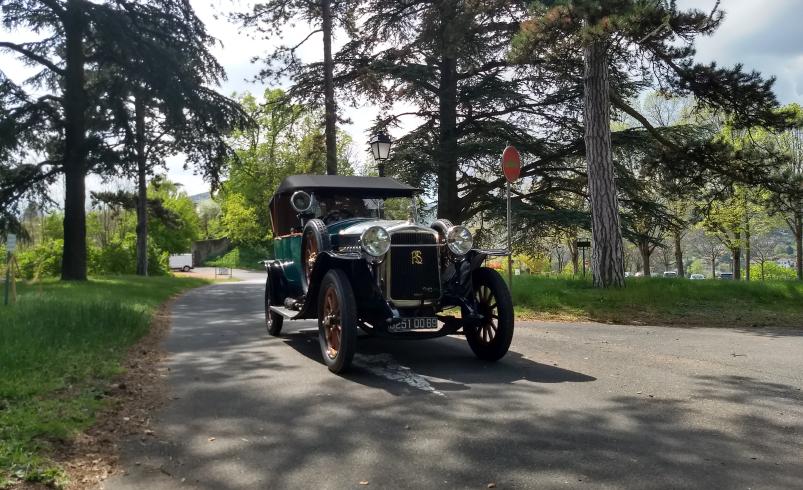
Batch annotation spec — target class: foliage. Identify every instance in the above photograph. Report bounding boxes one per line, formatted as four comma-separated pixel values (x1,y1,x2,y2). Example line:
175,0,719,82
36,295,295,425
0,276,209,486
90,234,169,276
204,244,272,271
145,179,201,254
220,193,264,245
750,262,797,281
15,240,63,280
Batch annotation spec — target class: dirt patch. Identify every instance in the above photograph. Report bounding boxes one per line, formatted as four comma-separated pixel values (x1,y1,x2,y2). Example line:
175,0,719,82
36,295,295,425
39,299,175,489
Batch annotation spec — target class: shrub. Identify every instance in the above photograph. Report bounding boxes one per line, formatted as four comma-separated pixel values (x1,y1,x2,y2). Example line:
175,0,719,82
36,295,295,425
90,234,168,276
16,240,63,280
750,261,797,281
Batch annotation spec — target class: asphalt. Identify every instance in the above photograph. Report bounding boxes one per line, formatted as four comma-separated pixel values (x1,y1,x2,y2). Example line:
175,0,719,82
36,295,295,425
104,276,803,490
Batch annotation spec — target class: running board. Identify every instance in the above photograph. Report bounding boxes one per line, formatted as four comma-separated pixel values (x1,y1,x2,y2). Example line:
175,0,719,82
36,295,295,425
270,305,302,320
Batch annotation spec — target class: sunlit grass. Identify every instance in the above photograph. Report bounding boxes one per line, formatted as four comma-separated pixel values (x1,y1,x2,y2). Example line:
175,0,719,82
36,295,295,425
0,276,209,487
511,275,803,327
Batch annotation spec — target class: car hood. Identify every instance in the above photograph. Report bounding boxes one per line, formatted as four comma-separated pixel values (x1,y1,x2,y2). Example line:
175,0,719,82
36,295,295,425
334,219,432,236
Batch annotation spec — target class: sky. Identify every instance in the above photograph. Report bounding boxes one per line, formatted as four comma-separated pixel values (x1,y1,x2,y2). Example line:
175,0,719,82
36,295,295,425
4,0,803,197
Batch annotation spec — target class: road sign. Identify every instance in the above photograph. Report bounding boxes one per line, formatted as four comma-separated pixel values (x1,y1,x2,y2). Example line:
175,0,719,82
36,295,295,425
576,240,591,248
501,146,521,183
6,234,16,253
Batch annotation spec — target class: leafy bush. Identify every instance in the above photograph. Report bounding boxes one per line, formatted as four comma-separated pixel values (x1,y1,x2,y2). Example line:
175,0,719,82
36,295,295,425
205,244,271,270
16,240,63,280
90,234,168,276
750,261,797,281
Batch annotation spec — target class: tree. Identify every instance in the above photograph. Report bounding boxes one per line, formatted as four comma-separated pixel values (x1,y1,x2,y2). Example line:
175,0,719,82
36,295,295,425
237,0,353,175
511,1,786,287
752,232,777,281
689,227,725,278
0,0,245,280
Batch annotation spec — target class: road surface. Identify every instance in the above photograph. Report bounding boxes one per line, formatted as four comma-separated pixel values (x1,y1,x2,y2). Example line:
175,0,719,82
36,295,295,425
104,277,803,489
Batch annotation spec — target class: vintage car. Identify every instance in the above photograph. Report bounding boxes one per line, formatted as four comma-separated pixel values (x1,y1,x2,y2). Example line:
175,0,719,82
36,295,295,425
264,175,514,373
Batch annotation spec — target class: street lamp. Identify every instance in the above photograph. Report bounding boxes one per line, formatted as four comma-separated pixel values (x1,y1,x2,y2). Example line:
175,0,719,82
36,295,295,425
369,131,392,177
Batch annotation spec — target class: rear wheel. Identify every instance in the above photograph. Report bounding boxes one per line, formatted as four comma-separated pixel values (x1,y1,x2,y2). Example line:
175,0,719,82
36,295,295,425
465,267,514,361
182,265,191,272
265,278,284,336
317,269,357,373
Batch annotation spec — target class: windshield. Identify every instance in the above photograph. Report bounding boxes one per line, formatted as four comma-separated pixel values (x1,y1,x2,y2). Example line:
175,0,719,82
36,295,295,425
313,194,411,224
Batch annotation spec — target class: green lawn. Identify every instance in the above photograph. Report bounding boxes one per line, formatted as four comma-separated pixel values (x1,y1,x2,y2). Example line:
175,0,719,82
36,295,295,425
0,276,209,488
512,275,803,327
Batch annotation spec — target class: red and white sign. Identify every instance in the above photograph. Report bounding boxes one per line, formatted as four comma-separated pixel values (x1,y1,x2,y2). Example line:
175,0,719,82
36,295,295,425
501,146,521,183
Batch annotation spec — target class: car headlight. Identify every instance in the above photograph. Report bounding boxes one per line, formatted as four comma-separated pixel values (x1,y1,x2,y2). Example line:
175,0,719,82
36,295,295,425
361,226,390,257
447,225,473,256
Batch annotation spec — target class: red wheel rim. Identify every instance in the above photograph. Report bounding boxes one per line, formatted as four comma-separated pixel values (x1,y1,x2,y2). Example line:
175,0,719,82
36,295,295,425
303,231,318,285
322,287,341,359
475,285,499,344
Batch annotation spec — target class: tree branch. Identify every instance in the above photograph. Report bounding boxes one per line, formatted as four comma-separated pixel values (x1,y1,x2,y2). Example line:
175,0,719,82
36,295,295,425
0,41,65,76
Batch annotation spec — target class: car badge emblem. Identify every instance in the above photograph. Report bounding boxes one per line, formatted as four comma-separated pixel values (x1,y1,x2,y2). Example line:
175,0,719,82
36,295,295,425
411,250,423,265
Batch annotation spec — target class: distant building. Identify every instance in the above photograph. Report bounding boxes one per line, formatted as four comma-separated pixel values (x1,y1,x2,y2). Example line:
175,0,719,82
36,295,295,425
776,258,794,269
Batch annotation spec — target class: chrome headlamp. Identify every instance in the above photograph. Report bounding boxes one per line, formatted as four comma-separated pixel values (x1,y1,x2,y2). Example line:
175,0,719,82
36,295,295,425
360,226,390,257
446,225,473,256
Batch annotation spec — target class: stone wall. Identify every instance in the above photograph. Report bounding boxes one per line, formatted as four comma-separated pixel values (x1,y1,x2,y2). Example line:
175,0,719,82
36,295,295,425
192,237,231,266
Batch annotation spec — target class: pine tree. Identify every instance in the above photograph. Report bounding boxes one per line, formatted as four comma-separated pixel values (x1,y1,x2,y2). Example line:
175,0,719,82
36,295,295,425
236,0,354,175
0,0,246,280
511,0,786,287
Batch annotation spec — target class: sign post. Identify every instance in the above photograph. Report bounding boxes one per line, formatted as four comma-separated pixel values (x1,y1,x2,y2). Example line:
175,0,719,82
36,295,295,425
4,234,16,306
576,240,591,278
501,146,521,287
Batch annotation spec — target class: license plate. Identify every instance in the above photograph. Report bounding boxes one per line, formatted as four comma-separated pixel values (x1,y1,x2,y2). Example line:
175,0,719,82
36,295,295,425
389,317,439,332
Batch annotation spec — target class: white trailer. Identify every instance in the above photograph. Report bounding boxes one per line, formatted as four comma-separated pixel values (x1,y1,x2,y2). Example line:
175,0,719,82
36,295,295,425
169,253,194,272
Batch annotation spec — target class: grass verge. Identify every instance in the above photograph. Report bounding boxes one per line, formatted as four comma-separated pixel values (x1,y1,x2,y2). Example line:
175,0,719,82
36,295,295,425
0,276,209,488
512,275,803,328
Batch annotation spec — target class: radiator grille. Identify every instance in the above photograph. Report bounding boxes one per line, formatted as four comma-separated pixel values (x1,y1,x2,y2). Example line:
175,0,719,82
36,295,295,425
388,231,440,301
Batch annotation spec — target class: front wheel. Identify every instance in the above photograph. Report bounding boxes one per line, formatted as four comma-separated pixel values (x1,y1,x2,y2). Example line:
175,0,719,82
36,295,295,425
317,269,358,373
465,267,514,361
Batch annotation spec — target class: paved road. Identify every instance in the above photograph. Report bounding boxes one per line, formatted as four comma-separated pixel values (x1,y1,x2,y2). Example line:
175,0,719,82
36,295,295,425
105,278,803,489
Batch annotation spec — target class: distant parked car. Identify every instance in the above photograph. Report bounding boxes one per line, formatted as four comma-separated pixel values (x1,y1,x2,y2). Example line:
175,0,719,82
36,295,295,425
169,253,194,272
717,272,734,280
624,271,632,278
634,271,644,277
689,273,705,280
663,271,678,278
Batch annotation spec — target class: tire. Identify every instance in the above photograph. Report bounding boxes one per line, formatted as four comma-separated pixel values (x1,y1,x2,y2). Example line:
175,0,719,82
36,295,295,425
182,265,191,272
265,277,284,336
465,267,514,361
317,269,357,374
301,219,331,292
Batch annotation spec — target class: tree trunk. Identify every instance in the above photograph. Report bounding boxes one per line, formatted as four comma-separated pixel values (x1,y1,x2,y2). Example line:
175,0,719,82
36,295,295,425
435,0,459,223
567,238,579,275
583,41,625,288
744,215,751,281
638,241,651,277
711,256,717,278
61,1,88,281
135,95,148,276
795,211,802,281
674,232,684,278
321,0,337,175
731,236,741,280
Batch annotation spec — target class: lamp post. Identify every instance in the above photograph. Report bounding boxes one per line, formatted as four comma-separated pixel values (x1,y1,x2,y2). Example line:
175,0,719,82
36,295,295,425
369,132,392,177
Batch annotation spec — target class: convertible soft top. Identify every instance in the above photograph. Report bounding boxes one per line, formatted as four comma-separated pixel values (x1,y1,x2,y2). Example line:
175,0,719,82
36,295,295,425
271,175,420,202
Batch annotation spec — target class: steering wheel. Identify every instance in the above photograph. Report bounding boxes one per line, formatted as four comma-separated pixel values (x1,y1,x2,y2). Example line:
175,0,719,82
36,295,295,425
323,209,354,225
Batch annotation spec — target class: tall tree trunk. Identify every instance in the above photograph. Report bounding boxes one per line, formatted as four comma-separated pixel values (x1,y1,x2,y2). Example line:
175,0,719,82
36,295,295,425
61,1,88,281
744,213,751,281
795,211,802,280
437,60,459,222
135,95,148,276
638,241,651,277
321,0,337,175
731,232,741,280
583,40,625,288
674,232,684,278
711,255,716,279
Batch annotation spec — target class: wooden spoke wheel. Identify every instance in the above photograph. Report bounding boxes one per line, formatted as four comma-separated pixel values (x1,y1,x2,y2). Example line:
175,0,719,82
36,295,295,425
317,269,357,373
301,219,330,292
465,267,514,361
